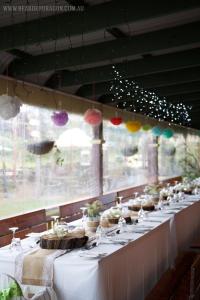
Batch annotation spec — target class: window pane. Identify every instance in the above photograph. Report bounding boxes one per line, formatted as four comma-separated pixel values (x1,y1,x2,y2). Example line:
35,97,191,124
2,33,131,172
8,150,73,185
103,121,157,192
185,133,200,179
158,133,186,180
0,104,99,219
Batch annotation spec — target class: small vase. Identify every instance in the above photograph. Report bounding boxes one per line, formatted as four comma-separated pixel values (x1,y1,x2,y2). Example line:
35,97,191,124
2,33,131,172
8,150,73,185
86,217,100,233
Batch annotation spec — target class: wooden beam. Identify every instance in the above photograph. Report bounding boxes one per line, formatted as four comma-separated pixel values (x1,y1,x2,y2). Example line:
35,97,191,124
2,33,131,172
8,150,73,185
167,91,200,102
98,91,200,106
77,67,200,97
10,21,200,76
151,81,200,96
0,0,199,51
53,48,200,86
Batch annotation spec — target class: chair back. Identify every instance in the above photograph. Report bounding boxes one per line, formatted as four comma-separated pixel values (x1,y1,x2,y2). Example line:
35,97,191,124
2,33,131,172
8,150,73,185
27,286,57,300
0,273,24,299
190,255,200,300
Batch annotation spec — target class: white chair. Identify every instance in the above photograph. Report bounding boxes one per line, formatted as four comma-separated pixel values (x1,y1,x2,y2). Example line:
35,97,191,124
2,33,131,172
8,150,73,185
23,286,57,300
0,274,57,300
0,273,24,299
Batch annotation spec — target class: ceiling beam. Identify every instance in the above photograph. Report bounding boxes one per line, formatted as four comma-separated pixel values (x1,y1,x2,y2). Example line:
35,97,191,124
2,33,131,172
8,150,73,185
98,91,200,105
167,91,200,102
151,81,200,96
9,21,200,76
0,0,199,52
49,48,200,87
106,27,127,38
77,67,200,98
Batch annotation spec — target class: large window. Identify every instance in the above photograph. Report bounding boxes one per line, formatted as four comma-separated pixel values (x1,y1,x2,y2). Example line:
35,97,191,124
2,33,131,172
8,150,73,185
0,104,99,219
0,101,196,219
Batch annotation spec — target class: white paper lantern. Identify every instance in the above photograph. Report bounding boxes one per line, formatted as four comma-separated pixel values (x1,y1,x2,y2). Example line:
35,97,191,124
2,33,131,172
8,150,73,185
0,94,22,120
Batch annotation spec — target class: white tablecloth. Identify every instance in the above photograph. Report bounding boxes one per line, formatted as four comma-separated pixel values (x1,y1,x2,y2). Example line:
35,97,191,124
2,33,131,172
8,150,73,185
0,195,200,300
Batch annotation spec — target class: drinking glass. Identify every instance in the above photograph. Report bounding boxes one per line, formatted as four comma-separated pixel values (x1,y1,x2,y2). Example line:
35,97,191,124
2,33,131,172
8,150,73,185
9,227,19,251
117,196,123,208
80,207,87,227
96,225,103,246
52,216,59,233
118,216,127,233
138,202,145,220
157,200,164,210
134,192,139,199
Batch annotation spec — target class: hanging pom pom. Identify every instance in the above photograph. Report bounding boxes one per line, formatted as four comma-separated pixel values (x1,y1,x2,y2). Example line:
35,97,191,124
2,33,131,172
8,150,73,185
84,108,102,126
0,94,22,120
162,128,174,139
125,120,141,132
51,111,69,126
151,126,163,137
142,124,152,131
110,116,123,126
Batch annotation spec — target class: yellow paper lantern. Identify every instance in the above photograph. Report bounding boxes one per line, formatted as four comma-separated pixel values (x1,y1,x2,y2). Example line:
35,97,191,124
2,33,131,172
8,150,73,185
125,121,141,132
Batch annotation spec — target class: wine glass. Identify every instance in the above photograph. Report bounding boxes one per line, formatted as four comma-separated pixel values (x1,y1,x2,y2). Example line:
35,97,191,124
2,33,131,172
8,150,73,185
138,201,145,221
9,227,19,251
80,207,87,227
52,216,59,233
118,216,126,233
193,187,199,195
117,196,123,208
96,225,103,246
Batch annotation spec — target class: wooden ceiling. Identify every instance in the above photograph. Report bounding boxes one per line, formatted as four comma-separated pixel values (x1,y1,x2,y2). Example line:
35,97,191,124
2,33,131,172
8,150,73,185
0,0,200,128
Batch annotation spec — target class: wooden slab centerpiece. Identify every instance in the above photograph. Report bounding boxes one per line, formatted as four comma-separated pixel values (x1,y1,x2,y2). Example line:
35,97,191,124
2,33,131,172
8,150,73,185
40,231,88,250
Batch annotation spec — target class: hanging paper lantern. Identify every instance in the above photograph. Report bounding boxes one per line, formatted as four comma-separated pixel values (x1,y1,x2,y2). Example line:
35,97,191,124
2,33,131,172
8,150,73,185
162,128,174,139
51,111,68,126
0,94,22,120
125,121,141,132
151,126,163,137
110,116,123,126
142,124,152,131
84,108,102,126
27,141,55,155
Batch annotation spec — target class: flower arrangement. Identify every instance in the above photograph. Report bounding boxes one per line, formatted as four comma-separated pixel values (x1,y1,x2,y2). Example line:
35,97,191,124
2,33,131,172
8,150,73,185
144,184,161,195
86,200,102,219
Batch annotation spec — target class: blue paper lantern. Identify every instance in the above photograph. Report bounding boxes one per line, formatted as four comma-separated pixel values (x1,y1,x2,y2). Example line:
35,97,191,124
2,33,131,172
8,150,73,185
151,126,163,137
162,128,174,139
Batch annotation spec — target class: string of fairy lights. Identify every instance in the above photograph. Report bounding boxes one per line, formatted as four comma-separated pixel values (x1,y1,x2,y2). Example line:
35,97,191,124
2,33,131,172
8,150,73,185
109,65,192,126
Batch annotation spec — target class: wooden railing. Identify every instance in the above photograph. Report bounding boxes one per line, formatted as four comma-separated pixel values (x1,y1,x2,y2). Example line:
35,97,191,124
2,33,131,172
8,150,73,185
0,176,182,247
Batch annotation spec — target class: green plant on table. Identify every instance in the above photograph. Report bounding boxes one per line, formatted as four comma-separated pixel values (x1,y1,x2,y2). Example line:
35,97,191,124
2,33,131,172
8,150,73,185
86,200,102,219
144,184,161,195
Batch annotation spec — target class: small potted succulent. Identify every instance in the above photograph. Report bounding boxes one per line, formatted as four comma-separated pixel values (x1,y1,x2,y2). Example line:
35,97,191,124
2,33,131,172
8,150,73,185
144,184,161,203
86,200,102,232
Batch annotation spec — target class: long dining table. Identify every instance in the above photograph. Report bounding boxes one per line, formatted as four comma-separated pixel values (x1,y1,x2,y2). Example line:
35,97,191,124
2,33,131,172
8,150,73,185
0,195,200,300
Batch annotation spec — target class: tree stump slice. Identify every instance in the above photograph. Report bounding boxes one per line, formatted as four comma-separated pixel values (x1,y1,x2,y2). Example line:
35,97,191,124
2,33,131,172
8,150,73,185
40,234,88,250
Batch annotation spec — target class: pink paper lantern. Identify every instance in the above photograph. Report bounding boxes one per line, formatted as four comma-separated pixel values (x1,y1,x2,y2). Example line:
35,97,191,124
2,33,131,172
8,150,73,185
51,111,68,126
84,108,102,126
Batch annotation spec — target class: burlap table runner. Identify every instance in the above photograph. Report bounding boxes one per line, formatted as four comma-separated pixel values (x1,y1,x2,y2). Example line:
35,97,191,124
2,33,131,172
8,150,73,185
15,248,66,287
